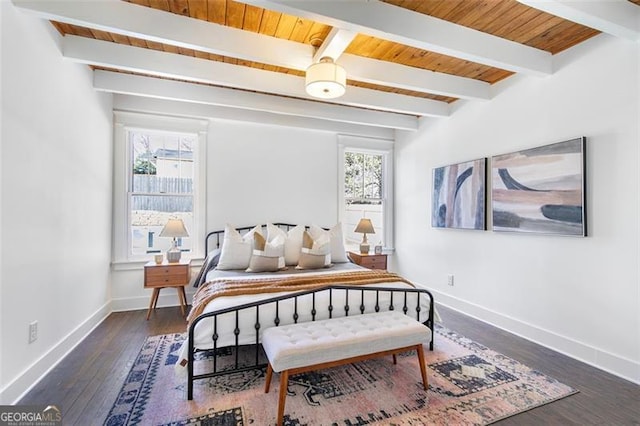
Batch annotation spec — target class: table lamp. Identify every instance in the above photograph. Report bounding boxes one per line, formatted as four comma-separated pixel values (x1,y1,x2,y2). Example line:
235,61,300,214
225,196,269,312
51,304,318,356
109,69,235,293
354,218,375,254
159,218,189,263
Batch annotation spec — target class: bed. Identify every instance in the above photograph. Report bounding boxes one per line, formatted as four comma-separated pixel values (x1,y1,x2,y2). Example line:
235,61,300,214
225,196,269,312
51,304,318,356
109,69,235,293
180,223,436,400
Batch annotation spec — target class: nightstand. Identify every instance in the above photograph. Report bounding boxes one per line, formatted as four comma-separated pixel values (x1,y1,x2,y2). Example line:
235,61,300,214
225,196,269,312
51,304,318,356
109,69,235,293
144,259,191,320
348,251,388,270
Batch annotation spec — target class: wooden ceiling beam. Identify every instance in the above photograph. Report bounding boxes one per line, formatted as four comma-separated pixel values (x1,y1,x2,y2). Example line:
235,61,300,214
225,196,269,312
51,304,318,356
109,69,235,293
95,70,419,130
13,0,488,102
340,55,490,101
61,34,449,117
517,0,640,42
63,35,449,117
12,0,313,69
312,27,357,62
240,0,553,76
113,95,395,139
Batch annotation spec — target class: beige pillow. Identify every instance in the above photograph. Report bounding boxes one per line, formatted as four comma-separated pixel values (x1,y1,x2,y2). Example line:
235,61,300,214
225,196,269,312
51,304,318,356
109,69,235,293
246,233,286,272
296,230,331,270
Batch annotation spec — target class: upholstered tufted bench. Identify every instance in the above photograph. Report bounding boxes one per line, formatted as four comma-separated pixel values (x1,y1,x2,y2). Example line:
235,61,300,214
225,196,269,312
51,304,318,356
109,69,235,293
262,310,430,425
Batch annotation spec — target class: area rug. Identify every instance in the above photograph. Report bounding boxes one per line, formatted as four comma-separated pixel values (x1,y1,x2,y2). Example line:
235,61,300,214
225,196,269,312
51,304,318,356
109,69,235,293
103,324,577,425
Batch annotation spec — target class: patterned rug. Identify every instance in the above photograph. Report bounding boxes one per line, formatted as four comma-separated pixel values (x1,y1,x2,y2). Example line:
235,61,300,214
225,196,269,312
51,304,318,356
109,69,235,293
103,324,577,425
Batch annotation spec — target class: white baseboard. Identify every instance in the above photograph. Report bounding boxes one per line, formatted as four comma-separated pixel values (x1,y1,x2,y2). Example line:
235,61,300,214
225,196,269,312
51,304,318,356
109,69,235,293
1,290,196,404
0,302,112,404
430,289,640,385
111,289,197,312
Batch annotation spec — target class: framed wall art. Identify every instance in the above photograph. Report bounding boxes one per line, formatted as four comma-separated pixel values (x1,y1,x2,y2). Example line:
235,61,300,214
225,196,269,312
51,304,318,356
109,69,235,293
491,137,586,236
432,158,486,230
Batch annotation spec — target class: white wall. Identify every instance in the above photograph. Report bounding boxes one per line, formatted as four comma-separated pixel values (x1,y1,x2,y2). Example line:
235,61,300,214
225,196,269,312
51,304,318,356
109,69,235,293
394,34,639,383
0,0,5,392
0,2,113,403
111,118,344,310
207,119,339,229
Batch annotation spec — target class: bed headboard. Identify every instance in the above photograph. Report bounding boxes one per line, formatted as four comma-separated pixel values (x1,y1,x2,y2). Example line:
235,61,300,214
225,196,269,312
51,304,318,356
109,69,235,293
205,223,306,254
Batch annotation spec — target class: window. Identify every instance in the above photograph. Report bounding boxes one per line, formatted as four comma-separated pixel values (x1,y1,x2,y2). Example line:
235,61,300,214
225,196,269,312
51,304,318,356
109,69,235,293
129,130,195,256
113,112,207,264
344,151,384,244
338,136,393,251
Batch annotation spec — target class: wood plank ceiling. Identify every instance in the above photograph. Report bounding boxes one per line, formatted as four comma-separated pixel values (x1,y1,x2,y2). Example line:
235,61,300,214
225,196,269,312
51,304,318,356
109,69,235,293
30,0,636,126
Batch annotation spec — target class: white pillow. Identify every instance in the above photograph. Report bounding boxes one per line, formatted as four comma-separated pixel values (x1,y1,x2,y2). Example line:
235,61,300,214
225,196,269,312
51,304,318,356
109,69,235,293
296,230,331,270
267,223,305,266
261,234,285,258
309,223,349,263
216,224,262,270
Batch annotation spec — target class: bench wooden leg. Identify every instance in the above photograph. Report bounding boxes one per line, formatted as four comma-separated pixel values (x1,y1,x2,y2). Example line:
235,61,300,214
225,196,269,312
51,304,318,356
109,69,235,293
392,354,397,365
277,370,289,426
265,363,273,393
416,344,429,391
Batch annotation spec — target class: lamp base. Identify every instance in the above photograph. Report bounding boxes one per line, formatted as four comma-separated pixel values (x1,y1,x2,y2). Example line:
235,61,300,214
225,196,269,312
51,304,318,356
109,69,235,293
359,243,370,254
166,248,181,263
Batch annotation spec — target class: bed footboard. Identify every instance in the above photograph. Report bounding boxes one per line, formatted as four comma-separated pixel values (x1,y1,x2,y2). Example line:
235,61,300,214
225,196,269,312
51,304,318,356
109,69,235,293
187,285,434,400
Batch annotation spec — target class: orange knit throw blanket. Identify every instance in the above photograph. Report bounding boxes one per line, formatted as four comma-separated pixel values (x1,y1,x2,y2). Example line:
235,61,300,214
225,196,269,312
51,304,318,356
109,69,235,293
187,269,415,326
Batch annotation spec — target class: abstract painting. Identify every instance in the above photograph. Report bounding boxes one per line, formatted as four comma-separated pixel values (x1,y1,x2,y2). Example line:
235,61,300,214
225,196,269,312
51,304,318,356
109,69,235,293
491,137,586,236
432,158,486,230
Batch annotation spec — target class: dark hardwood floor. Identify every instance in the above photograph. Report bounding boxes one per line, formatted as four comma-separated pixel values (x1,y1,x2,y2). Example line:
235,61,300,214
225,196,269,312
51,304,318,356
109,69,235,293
437,305,640,425
18,305,640,425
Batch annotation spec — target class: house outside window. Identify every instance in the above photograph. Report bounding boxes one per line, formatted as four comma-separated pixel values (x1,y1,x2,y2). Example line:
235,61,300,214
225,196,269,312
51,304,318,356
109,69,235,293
113,112,207,265
130,131,195,256
338,136,394,252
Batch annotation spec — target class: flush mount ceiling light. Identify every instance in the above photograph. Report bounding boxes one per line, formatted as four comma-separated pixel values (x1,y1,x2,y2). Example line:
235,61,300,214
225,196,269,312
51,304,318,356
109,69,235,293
305,56,346,99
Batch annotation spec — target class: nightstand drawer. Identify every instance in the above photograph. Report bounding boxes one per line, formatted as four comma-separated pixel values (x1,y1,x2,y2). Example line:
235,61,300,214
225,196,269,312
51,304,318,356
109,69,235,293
348,252,388,270
144,264,189,287
359,256,387,270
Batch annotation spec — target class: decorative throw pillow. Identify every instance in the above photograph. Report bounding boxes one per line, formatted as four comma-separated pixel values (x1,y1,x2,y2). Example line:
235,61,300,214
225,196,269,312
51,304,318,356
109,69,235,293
296,230,332,270
246,233,286,272
193,248,221,287
267,223,305,266
216,224,262,270
309,223,349,263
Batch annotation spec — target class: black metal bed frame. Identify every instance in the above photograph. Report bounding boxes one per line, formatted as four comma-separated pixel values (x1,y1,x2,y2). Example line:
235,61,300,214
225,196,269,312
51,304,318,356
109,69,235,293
187,224,435,400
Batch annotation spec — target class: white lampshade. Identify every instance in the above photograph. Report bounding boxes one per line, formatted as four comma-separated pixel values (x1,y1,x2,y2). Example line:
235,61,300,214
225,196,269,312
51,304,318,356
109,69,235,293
305,57,346,99
354,218,375,235
354,218,375,254
159,219,189,238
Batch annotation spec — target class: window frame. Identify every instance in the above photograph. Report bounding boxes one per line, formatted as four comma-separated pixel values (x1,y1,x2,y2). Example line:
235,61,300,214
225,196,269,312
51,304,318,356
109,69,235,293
113,111,208,266
338,135,394,251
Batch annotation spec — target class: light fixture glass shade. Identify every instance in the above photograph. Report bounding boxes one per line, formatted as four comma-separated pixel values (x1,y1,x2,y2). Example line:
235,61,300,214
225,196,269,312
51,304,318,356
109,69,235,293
160,219,189,263
305,57,346,99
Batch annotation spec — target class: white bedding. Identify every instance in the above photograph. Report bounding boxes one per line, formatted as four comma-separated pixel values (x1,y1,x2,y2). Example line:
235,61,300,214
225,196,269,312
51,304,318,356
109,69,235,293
176,263,436,370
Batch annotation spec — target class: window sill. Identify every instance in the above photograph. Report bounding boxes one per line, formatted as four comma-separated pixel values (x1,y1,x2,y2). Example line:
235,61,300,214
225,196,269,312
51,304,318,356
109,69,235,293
111,257,204,271
345,244,395,256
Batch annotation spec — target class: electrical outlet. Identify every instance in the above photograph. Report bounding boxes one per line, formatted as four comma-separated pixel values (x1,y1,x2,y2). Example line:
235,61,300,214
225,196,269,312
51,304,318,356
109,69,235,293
29,321,38,343
447,274,454,286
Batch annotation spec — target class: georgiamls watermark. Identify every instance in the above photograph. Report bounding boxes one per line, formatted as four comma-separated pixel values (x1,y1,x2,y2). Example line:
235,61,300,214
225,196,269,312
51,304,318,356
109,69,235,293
0,405,62,426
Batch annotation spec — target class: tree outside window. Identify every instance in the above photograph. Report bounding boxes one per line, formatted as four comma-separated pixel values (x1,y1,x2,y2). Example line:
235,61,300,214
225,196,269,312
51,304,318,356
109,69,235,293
343,151,384,248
